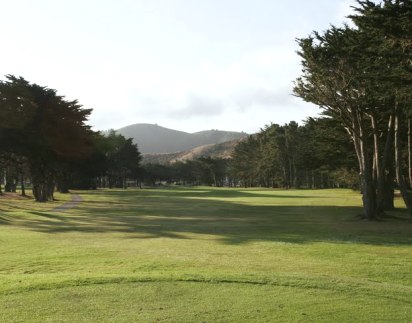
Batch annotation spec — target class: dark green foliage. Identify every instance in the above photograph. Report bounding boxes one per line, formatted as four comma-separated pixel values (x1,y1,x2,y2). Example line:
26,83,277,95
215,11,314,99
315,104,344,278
0,76,142,199
0,76,93,201
104,130,142,188
229,119,358,188
294,0,412,219
141,157,229,187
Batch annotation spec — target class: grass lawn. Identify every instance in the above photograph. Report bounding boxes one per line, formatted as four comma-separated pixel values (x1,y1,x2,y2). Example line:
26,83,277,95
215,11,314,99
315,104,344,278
0,187,411,322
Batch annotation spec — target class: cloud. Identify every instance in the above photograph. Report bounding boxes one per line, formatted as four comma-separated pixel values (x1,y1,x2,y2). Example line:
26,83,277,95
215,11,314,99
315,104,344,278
84,43,311,132
170,95,224,118
233,87,294,112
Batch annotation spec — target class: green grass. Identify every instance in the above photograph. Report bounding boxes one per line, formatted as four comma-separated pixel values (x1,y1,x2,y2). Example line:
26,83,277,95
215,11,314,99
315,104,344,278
0,187,411,322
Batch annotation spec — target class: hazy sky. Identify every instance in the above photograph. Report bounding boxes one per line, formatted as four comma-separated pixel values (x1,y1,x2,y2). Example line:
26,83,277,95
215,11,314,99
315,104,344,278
1,0,358,133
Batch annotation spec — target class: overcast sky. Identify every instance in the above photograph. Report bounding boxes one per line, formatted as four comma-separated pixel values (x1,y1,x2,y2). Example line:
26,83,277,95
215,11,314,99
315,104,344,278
1,0,358,133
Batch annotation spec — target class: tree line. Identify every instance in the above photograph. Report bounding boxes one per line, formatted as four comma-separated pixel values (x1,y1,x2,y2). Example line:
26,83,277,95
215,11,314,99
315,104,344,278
142,157,229,187
0,76,142,202
141,116,359,189
230,119,358,189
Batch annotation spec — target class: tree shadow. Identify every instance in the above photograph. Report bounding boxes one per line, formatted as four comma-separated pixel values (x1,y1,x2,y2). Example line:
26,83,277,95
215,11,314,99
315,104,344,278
0,215,10,224
80,187,319,199
8,189,412,246
30,211,69,221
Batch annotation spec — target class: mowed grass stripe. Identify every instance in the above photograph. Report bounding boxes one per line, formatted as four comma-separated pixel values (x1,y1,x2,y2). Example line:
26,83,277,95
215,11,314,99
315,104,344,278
1,282,409,323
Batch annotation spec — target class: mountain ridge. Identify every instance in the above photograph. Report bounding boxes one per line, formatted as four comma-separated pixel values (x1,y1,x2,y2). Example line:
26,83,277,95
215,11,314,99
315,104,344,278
142,138,245,164
116,123,248,154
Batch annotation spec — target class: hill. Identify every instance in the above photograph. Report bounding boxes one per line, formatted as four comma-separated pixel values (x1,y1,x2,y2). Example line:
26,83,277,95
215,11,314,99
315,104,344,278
142,138,243,164
191,130,247,145
116,123,247,154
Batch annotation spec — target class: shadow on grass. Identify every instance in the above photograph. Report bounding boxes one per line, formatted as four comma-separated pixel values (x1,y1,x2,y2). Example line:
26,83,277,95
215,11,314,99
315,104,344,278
30,211,69,221
0,215,10,224
9,188,412,246
79,187,321,199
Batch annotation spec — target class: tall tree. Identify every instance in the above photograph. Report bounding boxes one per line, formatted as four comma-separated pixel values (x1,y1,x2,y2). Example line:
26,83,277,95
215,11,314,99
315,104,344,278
0,75,93,201
295,0,412,219
351,0,412,217
104,130,142,188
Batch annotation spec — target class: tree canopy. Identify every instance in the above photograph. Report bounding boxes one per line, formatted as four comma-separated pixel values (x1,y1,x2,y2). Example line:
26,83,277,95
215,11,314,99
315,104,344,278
0,76,142,201
294,0,412,219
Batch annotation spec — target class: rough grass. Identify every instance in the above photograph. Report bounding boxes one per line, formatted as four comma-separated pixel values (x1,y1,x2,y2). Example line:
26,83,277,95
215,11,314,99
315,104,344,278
0,187,411,322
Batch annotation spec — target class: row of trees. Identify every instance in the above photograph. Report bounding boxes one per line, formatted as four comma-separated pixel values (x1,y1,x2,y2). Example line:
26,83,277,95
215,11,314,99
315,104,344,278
141,116,359,189
0,76,142,202
0,75,360,200
294,0,412,219
230,119,358,189
142,157,229,187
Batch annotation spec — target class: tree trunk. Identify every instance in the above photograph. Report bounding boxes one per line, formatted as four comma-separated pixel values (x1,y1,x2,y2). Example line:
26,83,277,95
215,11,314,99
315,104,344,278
32,182,48,202
355,111,377,220
383,136,395,212
394,110,412,218
31,166,54,202
212,171,217,187
408,119,412,188
312,170,315,189
362,172,376,220
58,173,70,193
382,180,395,211
59,180,70,193
376,114,395,215
371,114,380,185
360,146,376,220
293,162,298,188
20,173,26,197
123,175,127,189
4,169,13,193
